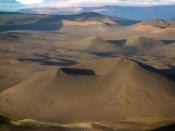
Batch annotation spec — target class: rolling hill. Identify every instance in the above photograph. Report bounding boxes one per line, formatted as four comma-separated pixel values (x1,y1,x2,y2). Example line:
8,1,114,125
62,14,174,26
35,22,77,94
77,36,118,52
145,19,175,28
0,57,175,130
0,12,123,32
123,36,169,56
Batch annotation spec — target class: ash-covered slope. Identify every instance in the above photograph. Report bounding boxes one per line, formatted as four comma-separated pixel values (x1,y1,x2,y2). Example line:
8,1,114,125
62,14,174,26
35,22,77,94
144,19,175,28
122,36,175,57
123,36,164,55
77,36,118,52
0,57,175,123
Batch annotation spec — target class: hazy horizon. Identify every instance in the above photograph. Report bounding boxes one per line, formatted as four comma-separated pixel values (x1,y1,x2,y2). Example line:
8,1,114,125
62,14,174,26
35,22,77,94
1,0,175,12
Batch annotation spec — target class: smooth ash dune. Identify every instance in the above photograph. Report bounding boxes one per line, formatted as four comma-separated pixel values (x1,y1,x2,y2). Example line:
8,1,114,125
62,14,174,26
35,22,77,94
0,57,175,126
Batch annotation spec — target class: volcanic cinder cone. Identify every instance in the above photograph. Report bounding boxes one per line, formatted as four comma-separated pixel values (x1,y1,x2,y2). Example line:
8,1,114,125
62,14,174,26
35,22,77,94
0,57,175,123
78,36,117,52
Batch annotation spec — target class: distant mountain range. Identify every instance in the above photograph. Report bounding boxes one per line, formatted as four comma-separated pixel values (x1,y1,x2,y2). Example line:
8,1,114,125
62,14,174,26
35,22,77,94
0,12,139,32
19,5,175,20
95,5,175,20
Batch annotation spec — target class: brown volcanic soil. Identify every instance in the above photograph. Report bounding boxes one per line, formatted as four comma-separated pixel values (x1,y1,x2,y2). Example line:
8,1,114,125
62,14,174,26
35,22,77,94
0,13,175,131
122,36,175,58
145,19,175,28
0,57,175,124
77,36,118,52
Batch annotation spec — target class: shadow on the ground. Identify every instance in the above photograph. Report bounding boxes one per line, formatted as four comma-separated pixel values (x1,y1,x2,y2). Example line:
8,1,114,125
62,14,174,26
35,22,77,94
160,66,175,81
137,61,175,81
151,124,175,131
61,68,96,76
0,15,63,32
17,53,77,66
92,52,118,57
107,39,126,47
161,40,175,45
